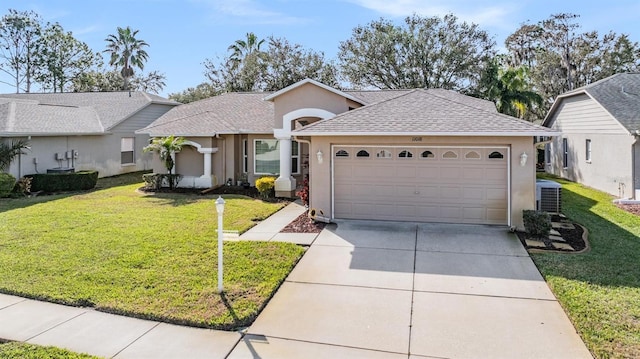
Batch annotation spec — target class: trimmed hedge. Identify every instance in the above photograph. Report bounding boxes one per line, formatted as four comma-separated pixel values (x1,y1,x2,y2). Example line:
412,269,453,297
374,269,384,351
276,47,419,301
0,173,16,197
27,171,99,192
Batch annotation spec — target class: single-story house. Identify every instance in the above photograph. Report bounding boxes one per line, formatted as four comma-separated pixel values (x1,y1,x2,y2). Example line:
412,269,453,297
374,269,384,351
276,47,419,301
139,79,556,229
0,91,179,179
543,73,640,199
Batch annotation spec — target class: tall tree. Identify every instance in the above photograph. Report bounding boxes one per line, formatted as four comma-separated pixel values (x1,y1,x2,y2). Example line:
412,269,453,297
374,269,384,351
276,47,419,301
34,23,98,93
169,82,217,103
227,32,265,69
338,14,496,90
0,9,42,93
103,26,149,90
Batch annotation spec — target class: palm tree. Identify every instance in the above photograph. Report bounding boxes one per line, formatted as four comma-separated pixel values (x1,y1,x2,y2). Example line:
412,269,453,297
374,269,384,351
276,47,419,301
103,26,149,90
227,32,265,69
143,135,186,190
0,139,30,172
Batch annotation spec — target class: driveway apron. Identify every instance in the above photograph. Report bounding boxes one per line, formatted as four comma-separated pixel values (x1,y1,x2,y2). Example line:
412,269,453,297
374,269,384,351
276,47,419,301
229,220,592,359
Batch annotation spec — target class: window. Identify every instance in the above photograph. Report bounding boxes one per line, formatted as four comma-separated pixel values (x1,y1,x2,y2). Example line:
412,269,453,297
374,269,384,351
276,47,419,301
398,150,413,158
421,150,434,158
242,139,248,173
442,150,458,159
376,149,392,158
585,139,592,162
254,139,300,175
121,137,134,165
488,151,504,159
356,150,370,157
545,144,551,165
335,150,349,157
465,151,481,159
562,138,569,168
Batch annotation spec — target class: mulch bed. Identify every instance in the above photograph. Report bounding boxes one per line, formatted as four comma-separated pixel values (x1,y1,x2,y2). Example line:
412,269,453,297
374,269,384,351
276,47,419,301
280,211,325,233
617,203,640,216
516,214,587,253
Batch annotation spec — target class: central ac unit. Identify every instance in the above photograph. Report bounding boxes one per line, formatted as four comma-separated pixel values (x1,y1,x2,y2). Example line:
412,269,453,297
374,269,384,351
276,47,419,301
536,179,562,213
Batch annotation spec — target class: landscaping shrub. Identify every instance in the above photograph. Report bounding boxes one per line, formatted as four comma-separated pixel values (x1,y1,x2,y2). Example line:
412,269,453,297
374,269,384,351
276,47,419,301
28,171,98,192
296,177,309,206
0,172,16,197
255,176,276,199
142,173,182,190
12,176,32,196
523,209,551,239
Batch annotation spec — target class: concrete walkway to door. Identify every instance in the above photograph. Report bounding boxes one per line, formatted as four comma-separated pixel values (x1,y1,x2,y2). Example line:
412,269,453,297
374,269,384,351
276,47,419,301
229,220,592,358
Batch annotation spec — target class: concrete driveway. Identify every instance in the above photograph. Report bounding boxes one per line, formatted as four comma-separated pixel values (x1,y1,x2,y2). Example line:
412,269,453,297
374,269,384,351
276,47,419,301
229,220,592,358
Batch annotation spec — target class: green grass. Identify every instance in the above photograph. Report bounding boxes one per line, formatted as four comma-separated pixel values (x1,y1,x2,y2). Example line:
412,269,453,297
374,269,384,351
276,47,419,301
0,342,102,359
534,174,640,358
0,176,304,330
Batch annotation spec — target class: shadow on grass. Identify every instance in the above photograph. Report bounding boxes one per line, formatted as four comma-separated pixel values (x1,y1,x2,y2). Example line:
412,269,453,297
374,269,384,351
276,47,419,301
531,176,640,289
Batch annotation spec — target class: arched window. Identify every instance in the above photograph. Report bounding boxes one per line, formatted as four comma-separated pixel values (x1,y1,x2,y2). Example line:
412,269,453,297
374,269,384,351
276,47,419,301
356,150,370,158
489,151,504,159
335,150,349,157
376,149,392,158
465,151,481,159
398,150,413,158
421,150,435,158
442,150,458,159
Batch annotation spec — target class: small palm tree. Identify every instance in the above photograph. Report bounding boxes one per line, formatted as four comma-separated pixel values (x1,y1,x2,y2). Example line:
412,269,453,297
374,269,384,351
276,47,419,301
0,139,30,172
143,135,185,190
227,32,265,69
103,26,149,90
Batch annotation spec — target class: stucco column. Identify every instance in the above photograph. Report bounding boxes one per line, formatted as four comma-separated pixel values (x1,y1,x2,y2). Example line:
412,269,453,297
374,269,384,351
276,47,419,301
275,135,296,197
203,152,212,176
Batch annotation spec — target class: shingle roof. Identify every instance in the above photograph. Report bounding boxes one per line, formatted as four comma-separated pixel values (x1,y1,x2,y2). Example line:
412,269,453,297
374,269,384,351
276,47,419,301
138,92,275,136
294,89,556,136
0,101,103,135
0,91,179,132
544,73,640,132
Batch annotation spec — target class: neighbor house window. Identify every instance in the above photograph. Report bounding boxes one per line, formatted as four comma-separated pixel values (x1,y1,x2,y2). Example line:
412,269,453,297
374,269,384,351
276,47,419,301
562,138,569,168
242,139,248,173
545,143,551,165
121,137,134,165
253,139,299,175
585,139,592,162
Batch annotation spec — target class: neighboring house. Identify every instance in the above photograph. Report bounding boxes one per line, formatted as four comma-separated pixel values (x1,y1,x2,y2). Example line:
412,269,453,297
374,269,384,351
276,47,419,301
140,79,556,229
0,91,179,179
543,73,640,199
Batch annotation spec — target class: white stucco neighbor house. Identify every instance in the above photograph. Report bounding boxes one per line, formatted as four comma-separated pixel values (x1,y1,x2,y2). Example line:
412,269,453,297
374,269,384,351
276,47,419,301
543,73,640,199
140,79,557,229
0,91,179,179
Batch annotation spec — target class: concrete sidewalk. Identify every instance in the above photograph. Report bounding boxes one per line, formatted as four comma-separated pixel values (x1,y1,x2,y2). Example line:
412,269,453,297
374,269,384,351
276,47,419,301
0,293,240,358
237,201,319,245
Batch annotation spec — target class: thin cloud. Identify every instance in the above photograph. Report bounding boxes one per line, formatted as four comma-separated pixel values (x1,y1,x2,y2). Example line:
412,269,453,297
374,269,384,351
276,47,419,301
346,0,517,28
193,0,309,25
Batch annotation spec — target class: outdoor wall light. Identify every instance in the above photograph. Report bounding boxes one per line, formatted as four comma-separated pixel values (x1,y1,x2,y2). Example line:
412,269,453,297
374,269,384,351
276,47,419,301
520,152,528,167
317,149,324,164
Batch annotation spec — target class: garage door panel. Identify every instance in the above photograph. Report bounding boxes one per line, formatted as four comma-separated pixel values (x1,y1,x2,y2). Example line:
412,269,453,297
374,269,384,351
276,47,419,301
333,146,508,225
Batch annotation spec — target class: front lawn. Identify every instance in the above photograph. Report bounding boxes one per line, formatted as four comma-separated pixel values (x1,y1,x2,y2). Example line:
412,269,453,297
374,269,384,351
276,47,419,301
0,342,101,359
534,175,640,358
0,179,304,330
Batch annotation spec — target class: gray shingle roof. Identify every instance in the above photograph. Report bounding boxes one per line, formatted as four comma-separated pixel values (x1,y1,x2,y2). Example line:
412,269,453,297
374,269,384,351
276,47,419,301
138,92,275,136
545,73,640,132
0,102,102,135
294,89,555,136
0,91,179,132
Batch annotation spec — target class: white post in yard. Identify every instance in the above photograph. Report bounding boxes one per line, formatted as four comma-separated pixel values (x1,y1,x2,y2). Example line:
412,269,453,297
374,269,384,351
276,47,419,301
215,196,225,293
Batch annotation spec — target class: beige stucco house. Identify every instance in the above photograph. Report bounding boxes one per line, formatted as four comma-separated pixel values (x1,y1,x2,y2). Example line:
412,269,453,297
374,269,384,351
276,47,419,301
141,79,556,229
0,91,179,179
543,73,640,199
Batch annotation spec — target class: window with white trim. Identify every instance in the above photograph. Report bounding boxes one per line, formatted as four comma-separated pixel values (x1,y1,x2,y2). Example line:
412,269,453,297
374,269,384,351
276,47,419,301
242,139,248,173
253,139,299,175
121,137,134,165
562,138,569,168
585,139,592,163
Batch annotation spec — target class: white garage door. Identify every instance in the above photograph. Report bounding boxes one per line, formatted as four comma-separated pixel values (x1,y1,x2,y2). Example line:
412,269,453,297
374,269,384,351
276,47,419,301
332,146,509,225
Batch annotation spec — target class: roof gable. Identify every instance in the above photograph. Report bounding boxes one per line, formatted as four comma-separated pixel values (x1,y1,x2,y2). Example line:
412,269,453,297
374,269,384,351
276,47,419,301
544,73,640,132
295,89,555,136
263,78,365,105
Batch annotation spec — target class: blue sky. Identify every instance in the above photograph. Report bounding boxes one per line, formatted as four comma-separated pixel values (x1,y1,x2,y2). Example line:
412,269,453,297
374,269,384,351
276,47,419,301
2,0,640,97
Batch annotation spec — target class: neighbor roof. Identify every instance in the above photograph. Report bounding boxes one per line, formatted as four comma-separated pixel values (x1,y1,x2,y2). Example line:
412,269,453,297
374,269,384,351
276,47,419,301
137,92,275,137
0,91,179,134
543,73,640,133
294,89,557,136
